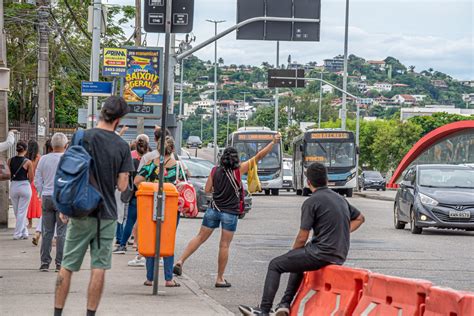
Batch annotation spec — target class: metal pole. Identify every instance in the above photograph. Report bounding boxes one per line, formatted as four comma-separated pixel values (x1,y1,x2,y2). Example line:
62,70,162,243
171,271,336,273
135,0,145,135
200,115,203,140
87,0,102,129
274,41,279,131
177,58,184,154
37,0,50,150
243,92,246,129
341,0,350,130
355,101,360,191
206,19,225,164
318,71,323,128
153,0,173,296
226,110,230,144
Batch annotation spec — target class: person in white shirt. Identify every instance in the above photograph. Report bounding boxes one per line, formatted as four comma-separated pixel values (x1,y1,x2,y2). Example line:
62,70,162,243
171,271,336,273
34,133,68,272
0,130,16,152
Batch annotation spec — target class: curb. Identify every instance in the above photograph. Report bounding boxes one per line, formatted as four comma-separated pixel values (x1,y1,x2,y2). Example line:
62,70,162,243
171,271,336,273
354,192,395,202
179,273,234,316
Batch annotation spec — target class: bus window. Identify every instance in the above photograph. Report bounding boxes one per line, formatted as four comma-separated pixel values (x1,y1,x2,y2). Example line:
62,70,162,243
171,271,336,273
306,141,355,168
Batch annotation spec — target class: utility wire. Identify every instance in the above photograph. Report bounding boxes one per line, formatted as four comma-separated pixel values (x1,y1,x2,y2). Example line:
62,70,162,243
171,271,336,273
63,0,92,41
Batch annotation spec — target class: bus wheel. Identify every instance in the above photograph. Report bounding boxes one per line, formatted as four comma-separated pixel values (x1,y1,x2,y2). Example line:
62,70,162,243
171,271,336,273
303,188,311,196
346,189,353,198
264,190,270,196
296,189,302,196
271,189,279,196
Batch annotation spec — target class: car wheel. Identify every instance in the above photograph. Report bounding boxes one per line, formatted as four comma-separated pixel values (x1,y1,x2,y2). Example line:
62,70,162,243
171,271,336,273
302,188,311,196
376,188,380,191
394,203,405,230
410,208,422,234
383,187,386,191
363,186,366,191
271,189,279,196
286,189,290,192
238,213,246,219
264,190,270,196
346,188,353,198
296,189,302,196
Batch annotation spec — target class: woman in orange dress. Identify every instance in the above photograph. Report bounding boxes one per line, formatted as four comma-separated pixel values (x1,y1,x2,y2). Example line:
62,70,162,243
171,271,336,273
26,139,41,228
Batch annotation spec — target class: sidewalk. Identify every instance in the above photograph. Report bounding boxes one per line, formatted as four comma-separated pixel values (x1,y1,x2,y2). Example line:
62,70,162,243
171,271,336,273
0,227,233,316
354,189,396,202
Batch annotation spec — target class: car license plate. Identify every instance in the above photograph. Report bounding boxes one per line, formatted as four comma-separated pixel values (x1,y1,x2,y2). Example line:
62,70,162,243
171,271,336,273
449,211,471,219
328,182,335,186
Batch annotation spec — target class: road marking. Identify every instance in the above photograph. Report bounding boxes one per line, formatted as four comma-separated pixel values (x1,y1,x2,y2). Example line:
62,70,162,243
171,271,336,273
329,294,341,316
297,289,317,316
360,302,378,316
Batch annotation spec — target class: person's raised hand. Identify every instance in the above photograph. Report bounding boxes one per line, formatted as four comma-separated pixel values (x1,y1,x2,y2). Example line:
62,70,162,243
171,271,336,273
273,132,282,144
59,213,69,224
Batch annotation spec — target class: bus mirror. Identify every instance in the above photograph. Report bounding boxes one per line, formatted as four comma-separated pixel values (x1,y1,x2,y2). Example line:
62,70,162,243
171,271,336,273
299,144,304,152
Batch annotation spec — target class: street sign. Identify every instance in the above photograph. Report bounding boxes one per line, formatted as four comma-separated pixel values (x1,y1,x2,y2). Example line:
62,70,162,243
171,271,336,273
236,0,321,41
144,0,194,33
102,48,128,77
81,81,114,97
268,69,305,88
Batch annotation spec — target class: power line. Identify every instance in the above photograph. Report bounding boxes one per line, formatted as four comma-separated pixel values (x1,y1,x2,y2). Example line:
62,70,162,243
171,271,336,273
63,0,92,41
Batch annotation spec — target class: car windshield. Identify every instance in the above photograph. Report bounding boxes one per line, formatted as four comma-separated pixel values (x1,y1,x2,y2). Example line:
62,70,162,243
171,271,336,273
306,141,355,168
365,171,383,179
181,159,213,178
234,141,281,170
283,169,292,176
419,168,474,188
188,136,201,143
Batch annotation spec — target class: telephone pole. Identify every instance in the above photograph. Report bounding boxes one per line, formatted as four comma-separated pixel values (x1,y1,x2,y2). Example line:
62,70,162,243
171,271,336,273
87,0,102,129
37,0,50,150
135,0,145,135
0,0,9,226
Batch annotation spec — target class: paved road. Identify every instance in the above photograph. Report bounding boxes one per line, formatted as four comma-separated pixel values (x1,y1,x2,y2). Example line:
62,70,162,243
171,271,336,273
174,192,474,314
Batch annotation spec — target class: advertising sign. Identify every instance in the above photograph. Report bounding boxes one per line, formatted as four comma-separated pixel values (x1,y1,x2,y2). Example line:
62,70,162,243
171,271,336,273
123,47,163,104
102,48,128,77
81,81,114,97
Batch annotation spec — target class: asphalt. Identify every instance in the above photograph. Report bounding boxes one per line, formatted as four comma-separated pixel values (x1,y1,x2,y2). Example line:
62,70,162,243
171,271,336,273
0,225,233,316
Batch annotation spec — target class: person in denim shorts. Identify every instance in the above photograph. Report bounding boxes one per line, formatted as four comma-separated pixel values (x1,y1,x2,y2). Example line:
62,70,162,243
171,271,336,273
174,133,281,288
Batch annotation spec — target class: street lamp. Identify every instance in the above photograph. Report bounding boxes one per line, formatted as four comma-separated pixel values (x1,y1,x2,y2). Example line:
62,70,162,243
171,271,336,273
206,19,225,164
341,0,350,130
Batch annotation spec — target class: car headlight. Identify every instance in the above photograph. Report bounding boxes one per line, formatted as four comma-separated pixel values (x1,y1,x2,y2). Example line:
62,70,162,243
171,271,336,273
419,193,438,206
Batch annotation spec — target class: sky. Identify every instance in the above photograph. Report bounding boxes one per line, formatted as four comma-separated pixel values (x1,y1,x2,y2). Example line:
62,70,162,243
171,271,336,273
109,0,474,80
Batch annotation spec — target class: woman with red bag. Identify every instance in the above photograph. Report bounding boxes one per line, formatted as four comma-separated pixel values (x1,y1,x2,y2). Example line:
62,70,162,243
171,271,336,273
134,136,185,287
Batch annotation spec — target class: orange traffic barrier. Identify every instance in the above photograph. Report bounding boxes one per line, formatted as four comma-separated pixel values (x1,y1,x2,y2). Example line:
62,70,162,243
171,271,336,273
424,286,474,316
136,182,179,257
352,273,432,316
290,265,369,316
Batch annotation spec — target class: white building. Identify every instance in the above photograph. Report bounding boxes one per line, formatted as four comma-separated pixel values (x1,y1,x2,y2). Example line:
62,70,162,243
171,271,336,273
412,95,427,102
462,93,474,105
400,105,474,121
392,94,416,105
374,82,392,92
321,84,334,94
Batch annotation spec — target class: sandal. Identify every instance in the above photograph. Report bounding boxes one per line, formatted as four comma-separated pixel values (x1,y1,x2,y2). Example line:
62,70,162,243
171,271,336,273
165,280,181,288
173,263,182,276
215,279,231,288
143,280,153,286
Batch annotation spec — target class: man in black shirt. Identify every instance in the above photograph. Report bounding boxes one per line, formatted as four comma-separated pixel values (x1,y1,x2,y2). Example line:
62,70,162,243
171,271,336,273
239,163,365,316
54,97,134,316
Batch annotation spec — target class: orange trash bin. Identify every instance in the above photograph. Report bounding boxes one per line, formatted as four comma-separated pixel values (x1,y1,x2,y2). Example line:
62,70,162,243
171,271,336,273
136,182,179,257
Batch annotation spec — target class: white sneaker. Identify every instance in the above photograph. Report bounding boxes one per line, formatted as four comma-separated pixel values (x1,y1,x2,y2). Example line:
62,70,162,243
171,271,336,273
159,258,164,267
128,256,146,267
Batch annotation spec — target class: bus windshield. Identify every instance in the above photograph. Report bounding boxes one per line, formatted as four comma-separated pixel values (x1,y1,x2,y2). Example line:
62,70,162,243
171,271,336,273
234,141,281,170
305,141,355,168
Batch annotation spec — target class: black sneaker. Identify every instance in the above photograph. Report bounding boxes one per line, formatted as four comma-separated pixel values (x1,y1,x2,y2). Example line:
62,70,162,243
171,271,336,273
274,302,290,316
39,264,49,272
55,264,61,272
238,305,271,316
112,245,126,254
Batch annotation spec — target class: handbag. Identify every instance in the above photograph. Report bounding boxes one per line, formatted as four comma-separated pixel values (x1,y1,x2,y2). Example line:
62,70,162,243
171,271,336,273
0,159,11,181
247,158,261,194
175,162,198,218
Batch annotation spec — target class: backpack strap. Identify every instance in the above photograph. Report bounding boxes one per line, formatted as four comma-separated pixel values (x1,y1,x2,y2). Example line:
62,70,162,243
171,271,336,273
73,129,85,146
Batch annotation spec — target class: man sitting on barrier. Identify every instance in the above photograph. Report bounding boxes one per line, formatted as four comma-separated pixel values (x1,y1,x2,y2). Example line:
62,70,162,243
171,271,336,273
239,162,365,316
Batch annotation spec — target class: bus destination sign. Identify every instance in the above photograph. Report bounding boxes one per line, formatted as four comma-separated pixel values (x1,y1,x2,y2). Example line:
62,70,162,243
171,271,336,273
237,134,274,141
311,132,349,139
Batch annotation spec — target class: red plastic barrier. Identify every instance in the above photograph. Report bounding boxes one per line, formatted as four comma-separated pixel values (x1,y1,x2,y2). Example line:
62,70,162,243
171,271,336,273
290,265,369,316
352,273,432,316
424,286,474,316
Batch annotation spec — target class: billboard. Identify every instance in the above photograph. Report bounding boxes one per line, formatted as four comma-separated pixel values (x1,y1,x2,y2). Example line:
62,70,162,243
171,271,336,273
123,47,163,104
102,48,128,77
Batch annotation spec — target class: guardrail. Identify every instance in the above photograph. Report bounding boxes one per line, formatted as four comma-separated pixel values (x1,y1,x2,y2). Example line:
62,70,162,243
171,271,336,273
290,265,473,316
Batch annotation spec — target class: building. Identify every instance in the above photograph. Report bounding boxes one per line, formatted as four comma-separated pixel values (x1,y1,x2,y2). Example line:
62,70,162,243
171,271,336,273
217,100,238,113
323,55,344,72
412,95,427,102
392,83,409,88
462,93,474,105
374,82,392,92
367,60,386,70
392,94,417,105
400,105,474,121
252,82,267,90
459,80,474,87
431,79,448,88
358,98,374,106
321,84,334,94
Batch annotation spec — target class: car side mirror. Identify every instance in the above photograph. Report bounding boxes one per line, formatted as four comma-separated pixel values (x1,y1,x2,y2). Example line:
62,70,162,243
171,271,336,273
401,180,413,189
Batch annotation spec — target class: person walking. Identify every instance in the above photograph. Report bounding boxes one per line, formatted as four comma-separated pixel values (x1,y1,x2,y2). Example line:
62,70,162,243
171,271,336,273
54,96,134,316
238,163,365,316
113,136,149,254
35,133,68,272
26,139,42,228
173,134,281,288
9,141,34,240
134,136,184,287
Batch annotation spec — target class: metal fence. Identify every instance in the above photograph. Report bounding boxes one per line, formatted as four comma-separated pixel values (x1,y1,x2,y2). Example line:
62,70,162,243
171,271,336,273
9,121,77,141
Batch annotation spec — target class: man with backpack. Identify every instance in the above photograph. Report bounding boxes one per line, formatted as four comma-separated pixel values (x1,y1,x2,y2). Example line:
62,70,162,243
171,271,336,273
54,96,134,316
238,163,365,316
